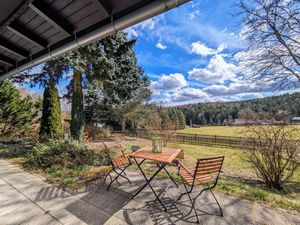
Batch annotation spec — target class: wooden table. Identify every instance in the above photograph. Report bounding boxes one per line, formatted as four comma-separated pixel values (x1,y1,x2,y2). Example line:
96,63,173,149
129,146,183,211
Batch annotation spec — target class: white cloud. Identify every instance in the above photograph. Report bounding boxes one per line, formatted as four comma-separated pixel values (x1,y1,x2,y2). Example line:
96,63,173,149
202,75,276,96
204,82,246,95
156,42,167,50
188,54,237,83
171,88,208,102
190,42,215,56
190,41,227,56
150,73,188,91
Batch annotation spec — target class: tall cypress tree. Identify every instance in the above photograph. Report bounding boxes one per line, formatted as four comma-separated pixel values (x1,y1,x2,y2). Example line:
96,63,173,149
39,77,63,141
70,68,85,141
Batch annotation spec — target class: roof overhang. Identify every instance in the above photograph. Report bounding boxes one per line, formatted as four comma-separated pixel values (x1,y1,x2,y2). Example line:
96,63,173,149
0,0,190,79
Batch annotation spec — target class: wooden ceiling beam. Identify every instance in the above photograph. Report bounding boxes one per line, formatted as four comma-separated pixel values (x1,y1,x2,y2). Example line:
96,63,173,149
0,37,29,58
7,21,48,48
29,0,73,36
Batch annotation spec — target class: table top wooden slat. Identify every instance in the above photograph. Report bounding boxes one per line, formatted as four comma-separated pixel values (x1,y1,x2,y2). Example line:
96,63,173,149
129,146,182,164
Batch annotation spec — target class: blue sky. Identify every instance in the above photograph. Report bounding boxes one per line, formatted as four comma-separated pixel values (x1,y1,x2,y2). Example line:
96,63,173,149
23,0,298,106
124,0,298,106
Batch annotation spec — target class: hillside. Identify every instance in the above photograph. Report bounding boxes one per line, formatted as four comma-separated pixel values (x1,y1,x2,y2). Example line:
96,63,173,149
172,92,300,126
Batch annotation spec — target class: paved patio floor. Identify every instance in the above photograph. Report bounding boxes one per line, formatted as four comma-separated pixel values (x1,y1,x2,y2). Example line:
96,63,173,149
0,159,299,225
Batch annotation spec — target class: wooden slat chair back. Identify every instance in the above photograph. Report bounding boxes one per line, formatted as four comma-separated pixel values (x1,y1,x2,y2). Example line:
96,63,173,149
103,142,132,191
177,156,224,223
194,156,224,186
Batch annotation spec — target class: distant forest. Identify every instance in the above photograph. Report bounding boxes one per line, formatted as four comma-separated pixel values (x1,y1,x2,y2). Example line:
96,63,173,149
171,92,300,126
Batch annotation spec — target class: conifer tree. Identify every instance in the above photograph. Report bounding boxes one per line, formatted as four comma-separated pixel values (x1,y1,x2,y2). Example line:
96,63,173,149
85,32,151,129
178,110,186,129
0,80,38,140
39,77,63,141
70,68,85,141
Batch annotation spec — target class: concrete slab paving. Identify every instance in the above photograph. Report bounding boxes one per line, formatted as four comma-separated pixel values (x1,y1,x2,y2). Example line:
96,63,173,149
0,159,299,225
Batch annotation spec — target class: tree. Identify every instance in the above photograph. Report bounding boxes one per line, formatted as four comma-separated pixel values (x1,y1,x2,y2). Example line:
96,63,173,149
178,110,186,129
39,77,63,141
62,44,99,142
237,0,300,90
12,59,66,141
70,68,85,141
238,108,257,123
85,32,151,130
0,80,38,140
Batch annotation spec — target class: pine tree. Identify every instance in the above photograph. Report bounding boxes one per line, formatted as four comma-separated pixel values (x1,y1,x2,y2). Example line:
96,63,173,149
39,77,63,141
178,110,186,129
86,32,151,129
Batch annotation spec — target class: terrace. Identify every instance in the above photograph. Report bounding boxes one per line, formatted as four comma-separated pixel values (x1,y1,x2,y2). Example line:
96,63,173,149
0,0,300,224
0,159,298,224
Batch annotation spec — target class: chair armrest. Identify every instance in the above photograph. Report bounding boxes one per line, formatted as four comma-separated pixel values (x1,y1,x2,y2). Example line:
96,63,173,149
177,161,193,177
120,149,126,155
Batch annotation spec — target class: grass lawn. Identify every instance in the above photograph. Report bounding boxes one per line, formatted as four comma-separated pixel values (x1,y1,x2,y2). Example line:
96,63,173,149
167,142,300,212
178,125,300,137
124,140,300,213
178,126,247,136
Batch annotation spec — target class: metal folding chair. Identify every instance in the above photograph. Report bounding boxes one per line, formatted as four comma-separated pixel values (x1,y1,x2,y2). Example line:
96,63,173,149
103,143,132,191
177,156,225,223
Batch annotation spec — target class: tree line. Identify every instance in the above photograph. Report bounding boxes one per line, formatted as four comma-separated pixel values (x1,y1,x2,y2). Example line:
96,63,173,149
172,92,300,126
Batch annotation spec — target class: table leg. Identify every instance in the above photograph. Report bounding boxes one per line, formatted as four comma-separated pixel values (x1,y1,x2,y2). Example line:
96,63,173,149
163,166,178,188
131,157,168,211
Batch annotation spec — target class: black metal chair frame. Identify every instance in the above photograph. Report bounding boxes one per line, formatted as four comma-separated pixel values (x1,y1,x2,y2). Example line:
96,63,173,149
104,161,131,191
177,156,224,223
104,147,132,191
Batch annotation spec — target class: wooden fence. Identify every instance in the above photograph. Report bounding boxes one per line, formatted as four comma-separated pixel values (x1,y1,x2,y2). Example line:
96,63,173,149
124,131,300,149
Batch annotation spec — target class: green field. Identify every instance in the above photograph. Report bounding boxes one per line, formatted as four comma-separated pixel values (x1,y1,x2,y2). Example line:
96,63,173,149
178,126,246,136
178,125,300,137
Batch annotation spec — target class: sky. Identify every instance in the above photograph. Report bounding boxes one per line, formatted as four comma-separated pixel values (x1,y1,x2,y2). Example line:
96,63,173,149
123,0,299,106
23,0,299,106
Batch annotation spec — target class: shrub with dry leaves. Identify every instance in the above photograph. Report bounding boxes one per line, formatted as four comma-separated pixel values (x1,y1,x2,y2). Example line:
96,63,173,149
242,125,299,190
